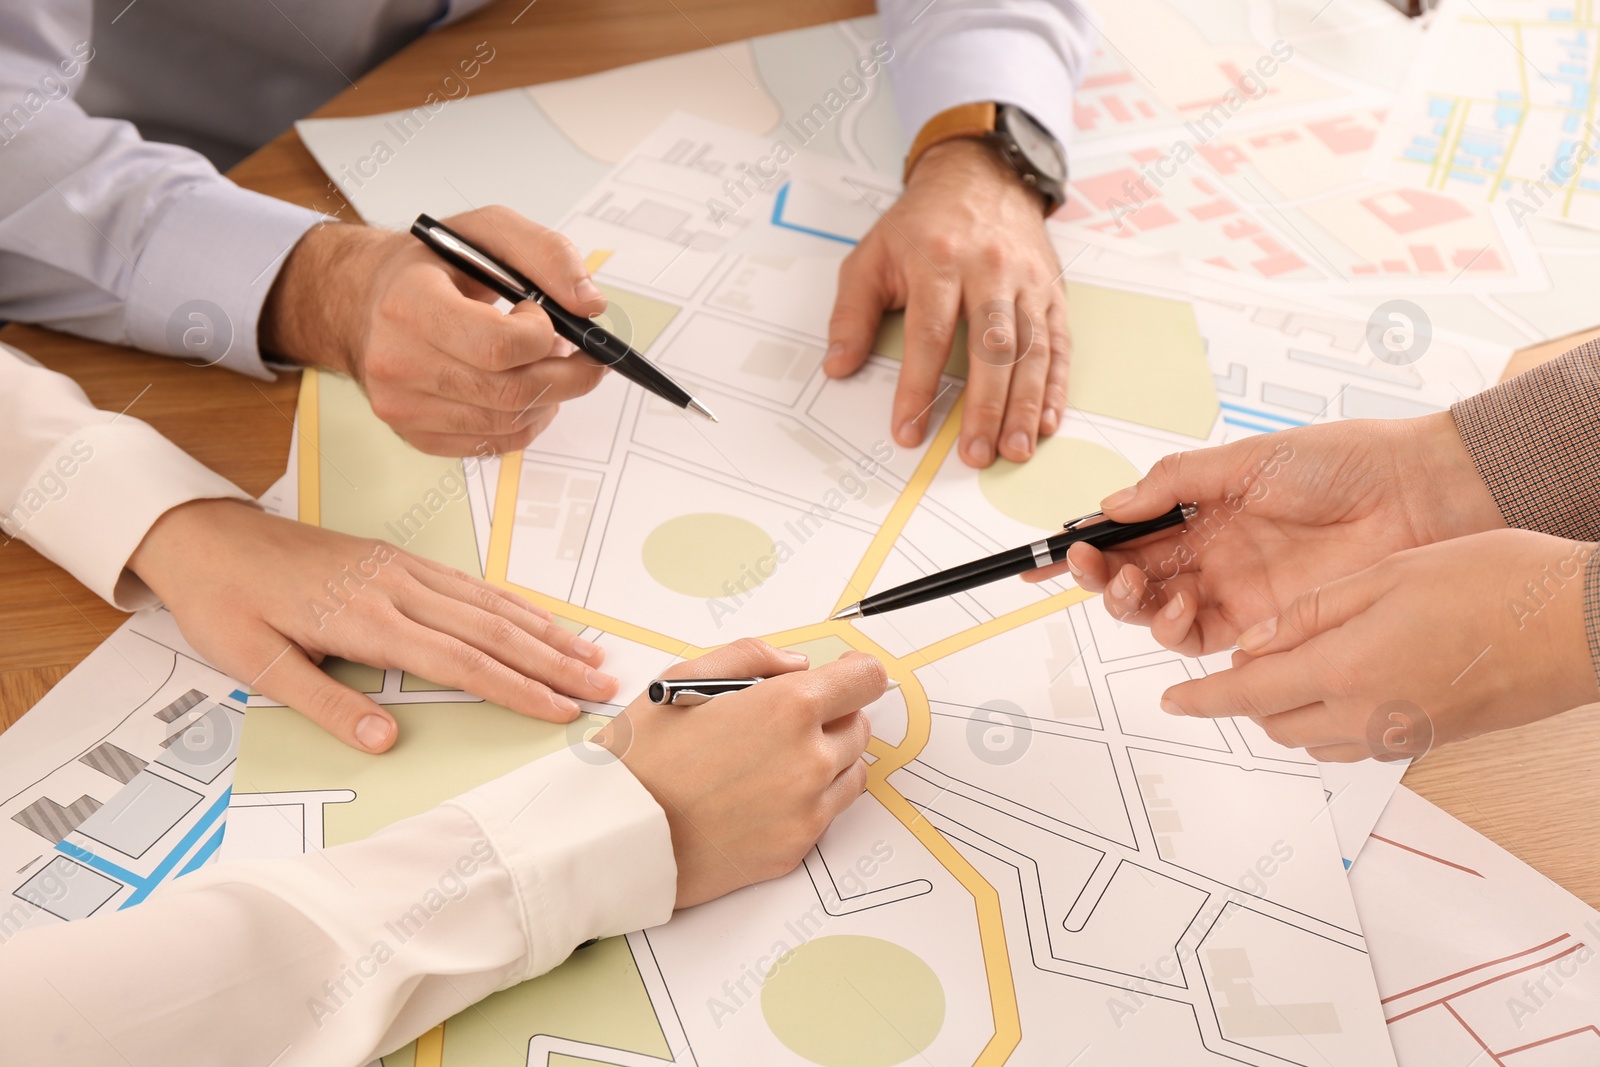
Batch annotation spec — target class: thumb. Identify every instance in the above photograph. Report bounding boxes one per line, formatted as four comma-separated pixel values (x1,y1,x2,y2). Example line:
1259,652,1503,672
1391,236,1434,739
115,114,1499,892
826,241,892,379
666,637,811,681
1236,571,1382,655
251,638,398,753
447,206,607,317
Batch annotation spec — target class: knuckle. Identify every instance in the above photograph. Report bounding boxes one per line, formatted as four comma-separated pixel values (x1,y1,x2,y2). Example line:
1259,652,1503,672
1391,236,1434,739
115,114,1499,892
448,640,496,678
304,685,355,729
979,243,1009,272
1007,396,1044,424
923,234,958,263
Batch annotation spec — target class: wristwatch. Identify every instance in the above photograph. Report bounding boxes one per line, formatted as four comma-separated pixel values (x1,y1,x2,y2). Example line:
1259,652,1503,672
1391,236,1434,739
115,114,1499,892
903,102,1067,213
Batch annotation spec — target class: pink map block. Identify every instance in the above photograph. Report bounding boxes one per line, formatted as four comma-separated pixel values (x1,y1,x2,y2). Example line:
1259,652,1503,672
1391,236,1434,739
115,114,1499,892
1359,189,1471,234
1454,247,1505,272
1199,143,1248,176
1307,116,1378,155
1190,198,1239,220
1409,245,1446,272
1074,102,1101,131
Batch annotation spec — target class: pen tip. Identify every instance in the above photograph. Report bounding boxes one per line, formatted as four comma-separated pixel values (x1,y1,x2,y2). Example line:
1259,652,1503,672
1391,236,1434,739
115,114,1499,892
829,604,863,621
687,398,718,423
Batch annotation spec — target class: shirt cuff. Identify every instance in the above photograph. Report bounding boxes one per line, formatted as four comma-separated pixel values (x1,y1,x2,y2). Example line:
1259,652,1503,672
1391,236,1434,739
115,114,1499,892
14,418,253,609
122,182,324,381
447,745,677,981
890,26,1081,154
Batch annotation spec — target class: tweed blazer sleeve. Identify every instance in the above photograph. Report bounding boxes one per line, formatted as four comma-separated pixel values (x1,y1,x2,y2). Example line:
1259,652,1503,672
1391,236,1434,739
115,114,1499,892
1451,339,1600,687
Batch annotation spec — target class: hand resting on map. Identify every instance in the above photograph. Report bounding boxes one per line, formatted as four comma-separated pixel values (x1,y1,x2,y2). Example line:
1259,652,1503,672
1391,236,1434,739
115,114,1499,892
127,498,619,752
826,139,1071,469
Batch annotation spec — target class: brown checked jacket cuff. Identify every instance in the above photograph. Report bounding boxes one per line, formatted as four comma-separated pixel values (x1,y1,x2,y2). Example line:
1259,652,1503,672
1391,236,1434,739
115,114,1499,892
1589,553,1600,691
1452,339,1600,691
1450,339,1600,542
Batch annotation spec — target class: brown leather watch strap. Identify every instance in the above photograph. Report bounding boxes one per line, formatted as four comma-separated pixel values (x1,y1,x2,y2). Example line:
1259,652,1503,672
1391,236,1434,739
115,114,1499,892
903,102,998,183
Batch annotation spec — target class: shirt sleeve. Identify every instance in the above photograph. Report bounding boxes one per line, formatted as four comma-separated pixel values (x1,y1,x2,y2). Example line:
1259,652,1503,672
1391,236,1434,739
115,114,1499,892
875,0,1098,152
0,5,324,381
1449,339,1600,543
2,747,677,1067
0,341,255,608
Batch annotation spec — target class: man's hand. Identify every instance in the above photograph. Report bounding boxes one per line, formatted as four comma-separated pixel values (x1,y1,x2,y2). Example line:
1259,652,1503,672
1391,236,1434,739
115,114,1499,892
1034,414,1506,654
128,499,618,752
597,639,884,909
1161,530,1600,761
262,207,609,457
826,139,1071,467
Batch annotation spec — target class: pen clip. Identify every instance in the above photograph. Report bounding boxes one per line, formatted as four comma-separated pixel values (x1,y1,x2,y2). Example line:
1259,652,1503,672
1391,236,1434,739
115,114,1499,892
1061,510,1106,533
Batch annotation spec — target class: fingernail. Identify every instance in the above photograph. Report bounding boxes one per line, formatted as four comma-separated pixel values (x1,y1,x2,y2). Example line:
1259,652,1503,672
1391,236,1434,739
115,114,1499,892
586,668,615,690
554,694,582,714
825,341,846,369
572,637,599,659
1102,486,1137,510
1160,698,1184,716
965,436,993,466
780,649,810,666
1239,616,1277,651
1006,430,1032,459
1112,571,1132,599
1040,408,1060,435
576,278,604,304
356,715,393,750
895,421,924,447
1066,555,1084,580
1163,593,1185,621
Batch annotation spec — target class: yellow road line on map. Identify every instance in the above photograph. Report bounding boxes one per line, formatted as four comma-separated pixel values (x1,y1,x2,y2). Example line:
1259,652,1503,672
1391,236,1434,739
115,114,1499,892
909,587,1096,668
830,395,965,616
413,1024,444,1067
868,772,1021,1065
296,368,322,527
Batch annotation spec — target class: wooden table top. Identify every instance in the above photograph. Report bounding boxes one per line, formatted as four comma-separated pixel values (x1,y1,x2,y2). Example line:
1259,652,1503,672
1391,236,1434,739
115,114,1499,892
4,0,1599,907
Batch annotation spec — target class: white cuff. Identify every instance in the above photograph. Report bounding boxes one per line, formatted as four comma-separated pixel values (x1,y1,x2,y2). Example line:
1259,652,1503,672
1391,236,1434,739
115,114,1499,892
15,419,253,609
123,182,324,381
448,746,677,980
891,26,1083,153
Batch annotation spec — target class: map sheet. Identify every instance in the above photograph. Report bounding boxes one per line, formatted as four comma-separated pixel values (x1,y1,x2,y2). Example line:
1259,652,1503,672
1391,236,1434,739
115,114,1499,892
1368,0,1600,232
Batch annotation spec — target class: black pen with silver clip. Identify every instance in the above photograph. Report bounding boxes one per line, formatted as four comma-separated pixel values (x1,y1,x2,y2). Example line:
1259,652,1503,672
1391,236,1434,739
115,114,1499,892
410,213,717,421
832,503,1197,619
650,676,902,706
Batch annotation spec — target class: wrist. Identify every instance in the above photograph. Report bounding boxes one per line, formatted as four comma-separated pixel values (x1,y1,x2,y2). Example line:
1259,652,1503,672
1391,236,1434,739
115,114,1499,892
1397,412,1506,542
260,222,396,375
128,498,259,604
907,138,1051,216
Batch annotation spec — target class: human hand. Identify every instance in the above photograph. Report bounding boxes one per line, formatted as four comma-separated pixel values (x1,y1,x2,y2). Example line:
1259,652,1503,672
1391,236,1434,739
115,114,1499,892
1159,529,1600,761
1033,414,1506,655
596,639,884,909
261,208,609,457
825,139,1070,467
127,499,618,752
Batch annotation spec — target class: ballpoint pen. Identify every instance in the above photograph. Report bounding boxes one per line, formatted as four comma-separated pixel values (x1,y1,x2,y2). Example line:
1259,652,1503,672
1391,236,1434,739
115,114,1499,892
831,504,1196,619
410,213,717,421
650,677,902,706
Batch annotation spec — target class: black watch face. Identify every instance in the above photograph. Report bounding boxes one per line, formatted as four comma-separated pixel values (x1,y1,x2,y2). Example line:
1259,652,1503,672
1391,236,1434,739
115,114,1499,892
1001,105,1066,183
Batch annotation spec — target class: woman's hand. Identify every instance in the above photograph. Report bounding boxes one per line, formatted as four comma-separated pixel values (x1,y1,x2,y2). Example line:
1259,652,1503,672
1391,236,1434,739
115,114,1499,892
1161,529,1600,761
597,639,884,908
127,499,618,752
1034,414,1506,655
